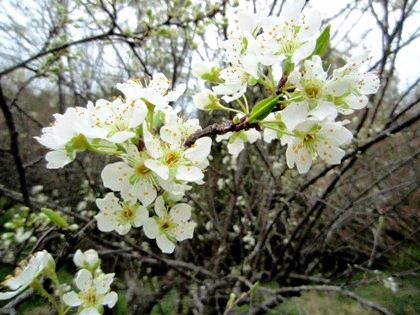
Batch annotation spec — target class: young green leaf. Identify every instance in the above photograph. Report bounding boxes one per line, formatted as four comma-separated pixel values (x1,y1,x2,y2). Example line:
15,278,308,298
249,95,280,123
312,24,331,57
41,208,68,228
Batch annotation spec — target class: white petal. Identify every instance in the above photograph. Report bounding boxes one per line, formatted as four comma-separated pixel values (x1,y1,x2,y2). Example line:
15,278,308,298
286,142,313,174
156,234,175,254
103,291,118,308
94,273,114,294
128,180,156,207
174,222,196,241
345,94,368,110
310,101,337,121
0,290,22,300
106,131,135,143
357,73,380,94
95,213,118,232
133,206,149,227
291,40,316,64
127,100,148,128
216,132,232,142
80,307,100,315
244,129,261,143
75,269,93,291
116,81,142,100
116,224,131,235
227,137,245,156
45,150,72,169
320,123,353,145
281,102,308,131
160,125,182,150
169,203,192,222
63,291,83,307
176,165,204,182
299,10,321,38
165,84,186,101
193,89,213,110
316,141,345,165
144,159,169,180
143,127,163,159
101,162,131,191
143,218,160,239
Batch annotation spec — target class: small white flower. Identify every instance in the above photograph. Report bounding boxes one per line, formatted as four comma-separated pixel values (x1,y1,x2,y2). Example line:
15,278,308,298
86,97,147,143
212,67,250,103
143,196,196,254
116,73,186,112
256,0,321,65
0,250,55,300
101,144,158,206
143,125,212,185
325,52,380,114
95,192,149,235
73,249,101,271
216,129,261,157
283,119,353,173
191,60,221,82
63,269,118,315
35,107,103,169
193,89,221,111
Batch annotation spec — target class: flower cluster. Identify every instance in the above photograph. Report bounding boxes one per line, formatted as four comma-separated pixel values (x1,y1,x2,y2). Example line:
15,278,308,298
36,73,209,253
192,0,380,173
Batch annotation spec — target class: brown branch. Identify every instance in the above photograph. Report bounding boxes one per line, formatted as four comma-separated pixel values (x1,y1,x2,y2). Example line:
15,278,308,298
184,116,258,147
0,82,31,209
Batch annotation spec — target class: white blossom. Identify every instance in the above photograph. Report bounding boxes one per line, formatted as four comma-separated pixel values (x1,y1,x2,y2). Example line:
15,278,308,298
86,97,147,143
116,73,186,113
216,129,261,157
143,196,196,254
0,250,55,300
283,119,353,173
35,107,103,169
95,192,148,235
101,144,158,206
63,269,117,315
74,249,101,271
256,0,321,65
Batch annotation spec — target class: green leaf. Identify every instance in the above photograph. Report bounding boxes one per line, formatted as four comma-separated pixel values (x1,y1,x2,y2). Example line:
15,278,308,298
41,208,68,228
248,95,280,123
226,292,236,308
249,281,260,294
312,24,331,57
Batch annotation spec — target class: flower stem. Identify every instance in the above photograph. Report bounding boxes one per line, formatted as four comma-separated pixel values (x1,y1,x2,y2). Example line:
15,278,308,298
31,279,65,315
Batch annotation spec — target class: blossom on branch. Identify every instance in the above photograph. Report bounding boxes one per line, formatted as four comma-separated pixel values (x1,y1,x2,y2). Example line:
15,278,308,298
74,249,101,272
116,73,186,113
256,0,321,65
0,250,55,300
86,97,147,143
101,144,158,207
143,196,196,254
63,269,118,315
282,119,353,173
95,192,149,235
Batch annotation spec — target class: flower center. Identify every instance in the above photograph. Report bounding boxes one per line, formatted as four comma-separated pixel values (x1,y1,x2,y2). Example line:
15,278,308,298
84,289,97,306
304,83,320,99
135,162,150,175
164,151,181,167
121,205,134,220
